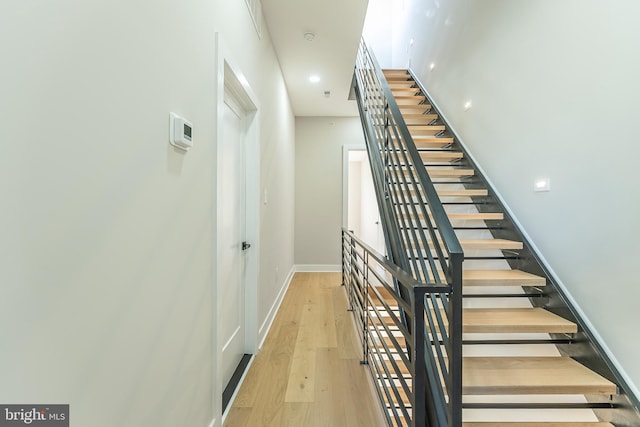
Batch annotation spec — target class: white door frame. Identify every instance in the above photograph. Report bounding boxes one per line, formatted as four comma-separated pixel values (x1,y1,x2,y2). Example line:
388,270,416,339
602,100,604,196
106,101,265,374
213,33,260,427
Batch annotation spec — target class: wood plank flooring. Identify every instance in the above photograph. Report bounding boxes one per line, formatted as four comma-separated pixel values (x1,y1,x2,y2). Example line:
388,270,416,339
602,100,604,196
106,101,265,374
224,272,385,427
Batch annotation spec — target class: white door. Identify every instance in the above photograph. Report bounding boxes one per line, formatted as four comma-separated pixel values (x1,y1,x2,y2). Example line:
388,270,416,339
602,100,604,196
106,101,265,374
220,88,247,390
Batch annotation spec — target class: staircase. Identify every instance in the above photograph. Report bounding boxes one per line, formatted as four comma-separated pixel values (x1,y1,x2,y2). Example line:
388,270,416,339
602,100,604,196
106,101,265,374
345,40,640,427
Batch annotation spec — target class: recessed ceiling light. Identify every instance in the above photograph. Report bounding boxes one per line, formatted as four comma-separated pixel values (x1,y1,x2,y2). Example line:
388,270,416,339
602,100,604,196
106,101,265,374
464,101,472,111
309,75,320,83
304,32,316,42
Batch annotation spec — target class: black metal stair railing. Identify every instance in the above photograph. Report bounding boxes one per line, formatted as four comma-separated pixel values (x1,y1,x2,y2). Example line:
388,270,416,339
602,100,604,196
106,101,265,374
342,230,445,426
346,39,464,426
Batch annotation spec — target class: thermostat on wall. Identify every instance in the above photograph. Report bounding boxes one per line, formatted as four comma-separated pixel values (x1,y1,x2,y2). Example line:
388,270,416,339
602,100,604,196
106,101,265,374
169,112,193,151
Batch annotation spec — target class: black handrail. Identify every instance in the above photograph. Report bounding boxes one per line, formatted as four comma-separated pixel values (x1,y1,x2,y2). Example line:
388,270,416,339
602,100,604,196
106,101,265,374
350,39,464,426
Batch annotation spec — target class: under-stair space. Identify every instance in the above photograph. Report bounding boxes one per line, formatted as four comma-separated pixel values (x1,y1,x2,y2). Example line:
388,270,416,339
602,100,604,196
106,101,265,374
344,41,640,427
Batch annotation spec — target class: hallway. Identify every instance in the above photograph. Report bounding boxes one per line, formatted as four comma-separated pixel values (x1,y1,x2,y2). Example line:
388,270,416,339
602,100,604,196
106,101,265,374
224,272,384,426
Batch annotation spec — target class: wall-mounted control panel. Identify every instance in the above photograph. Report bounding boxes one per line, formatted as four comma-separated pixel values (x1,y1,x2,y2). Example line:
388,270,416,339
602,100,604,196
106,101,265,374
169,112,193,151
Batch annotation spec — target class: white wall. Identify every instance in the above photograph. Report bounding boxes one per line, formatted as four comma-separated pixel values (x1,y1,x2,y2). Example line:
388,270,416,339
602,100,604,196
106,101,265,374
0,1,294,426
295,117,365,268
362,0,393,66
367,0,640,396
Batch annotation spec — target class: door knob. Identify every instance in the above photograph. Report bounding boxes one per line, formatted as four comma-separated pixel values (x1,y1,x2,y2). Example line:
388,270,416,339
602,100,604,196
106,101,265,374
242,241,251,251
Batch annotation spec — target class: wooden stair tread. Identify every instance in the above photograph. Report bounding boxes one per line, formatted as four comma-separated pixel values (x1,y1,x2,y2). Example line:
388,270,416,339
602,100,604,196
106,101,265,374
411,127,448,136
388,80,415,86
403,112,438,120
399,104,433,112
413,137,454,148
373,269,545,287
403,113,437,119
391,88,422,96
419,151,465,161
463,357,617,395
372,305,576,334
463,308,577,333
460,238,522,250
407,125,446,132
448,212,503,221
383,69,411,79
463,269,546,286
437,189,488,197
463,423,614,427
426,168,475,178
405,211,504,221
394,96,428,105
409,238,522,251
382,357,616,396
396,414,613,426
415,141,455,149
396,167,474,178
422,238,523,251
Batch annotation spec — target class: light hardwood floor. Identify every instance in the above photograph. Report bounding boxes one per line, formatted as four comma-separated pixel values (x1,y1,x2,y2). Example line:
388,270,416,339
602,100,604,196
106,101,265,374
224,272,385,427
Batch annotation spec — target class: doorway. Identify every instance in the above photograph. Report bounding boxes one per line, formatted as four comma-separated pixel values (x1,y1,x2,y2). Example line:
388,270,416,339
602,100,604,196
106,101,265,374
344,147,384,254
216,53,260,419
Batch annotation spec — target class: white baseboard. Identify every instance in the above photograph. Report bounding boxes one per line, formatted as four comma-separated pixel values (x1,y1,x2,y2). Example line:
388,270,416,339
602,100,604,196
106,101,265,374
258,266,295,349
294,264,341,272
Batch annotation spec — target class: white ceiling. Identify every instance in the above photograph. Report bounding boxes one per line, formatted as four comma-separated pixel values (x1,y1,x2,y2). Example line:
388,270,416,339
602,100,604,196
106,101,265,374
261,0,369,117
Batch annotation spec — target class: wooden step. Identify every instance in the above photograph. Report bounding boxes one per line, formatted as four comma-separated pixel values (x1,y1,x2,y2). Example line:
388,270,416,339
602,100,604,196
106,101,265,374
419,151,464,162
394,96,428,105
459,238,523,251
388,81,416,89
399,104,433,113
402,113,439,125
382,356,617,396
463,357,617,395
413,137,454,148
463,423,614,427
463,308,577,334
448,212,503,221
372,269,545,288
405,211,504,221
391,137,453,152
396,414,614,427
392,87,422,96
408,125,447,135
463,269,546,286
429,167,474,178
373,307,577,334
437,189,488,197
383,71,412,82
404,167,474,178
419,238,523,251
